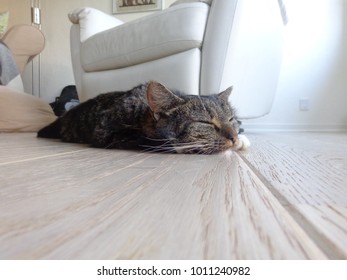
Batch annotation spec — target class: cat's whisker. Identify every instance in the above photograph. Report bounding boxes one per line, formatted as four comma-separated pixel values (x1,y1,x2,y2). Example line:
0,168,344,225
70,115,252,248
141,147,176,154
141,139,209,154
173,145,205,153
143,136,172,142
104,141,116,149
170,141,216,154
140,141,176,153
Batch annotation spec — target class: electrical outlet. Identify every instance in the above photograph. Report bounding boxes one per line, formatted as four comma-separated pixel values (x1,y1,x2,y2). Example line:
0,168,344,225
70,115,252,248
299,98,310,111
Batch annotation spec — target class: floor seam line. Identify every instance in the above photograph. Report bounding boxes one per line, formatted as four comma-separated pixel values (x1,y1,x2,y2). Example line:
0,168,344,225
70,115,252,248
237,152,344,259
0,150,86,167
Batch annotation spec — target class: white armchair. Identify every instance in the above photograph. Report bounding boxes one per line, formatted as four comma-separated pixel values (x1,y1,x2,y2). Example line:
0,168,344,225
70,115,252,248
69,0,284,118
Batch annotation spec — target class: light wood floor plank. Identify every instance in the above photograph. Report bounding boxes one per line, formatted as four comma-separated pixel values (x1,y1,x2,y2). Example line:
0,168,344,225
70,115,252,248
240,132,347,258
0,133,86,165
0,134,327,259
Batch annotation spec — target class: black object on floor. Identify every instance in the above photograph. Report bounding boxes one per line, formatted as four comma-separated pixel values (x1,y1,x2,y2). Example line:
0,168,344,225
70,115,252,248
238,120,244,134
50,85,80,116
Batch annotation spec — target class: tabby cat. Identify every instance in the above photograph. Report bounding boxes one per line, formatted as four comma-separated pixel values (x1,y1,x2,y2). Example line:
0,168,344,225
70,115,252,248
38,81,250,154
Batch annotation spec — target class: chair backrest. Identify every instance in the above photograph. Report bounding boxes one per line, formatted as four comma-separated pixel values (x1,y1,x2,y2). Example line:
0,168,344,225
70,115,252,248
2,24,45,73
201,0,284,118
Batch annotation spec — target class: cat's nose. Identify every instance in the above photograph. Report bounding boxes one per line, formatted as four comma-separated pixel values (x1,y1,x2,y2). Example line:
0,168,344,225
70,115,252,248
222,127,237,142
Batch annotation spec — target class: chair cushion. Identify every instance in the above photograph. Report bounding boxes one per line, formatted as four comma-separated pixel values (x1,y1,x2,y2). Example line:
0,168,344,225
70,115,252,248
1,25,45,73
80,2,209,72
0,86,56,132
69,7,124,43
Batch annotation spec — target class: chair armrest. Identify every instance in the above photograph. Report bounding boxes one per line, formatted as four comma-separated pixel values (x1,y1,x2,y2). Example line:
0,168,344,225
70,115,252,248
79,3,209,72
1,24,45,74
68,7,124,42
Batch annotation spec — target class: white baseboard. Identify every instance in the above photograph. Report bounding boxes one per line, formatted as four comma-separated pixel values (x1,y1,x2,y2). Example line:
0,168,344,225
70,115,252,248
241,123,347,133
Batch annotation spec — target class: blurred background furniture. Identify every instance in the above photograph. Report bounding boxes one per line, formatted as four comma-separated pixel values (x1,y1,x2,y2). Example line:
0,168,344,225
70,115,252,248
1,24,45,92
0,24,54,132
1,24,45,73
69,0,285,118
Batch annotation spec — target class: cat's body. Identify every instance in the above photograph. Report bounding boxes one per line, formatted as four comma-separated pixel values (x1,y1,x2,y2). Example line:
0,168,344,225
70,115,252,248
38,81,250,154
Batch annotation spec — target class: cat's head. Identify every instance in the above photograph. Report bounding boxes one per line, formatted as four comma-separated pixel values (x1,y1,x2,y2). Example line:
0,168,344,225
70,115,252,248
145,81,241,154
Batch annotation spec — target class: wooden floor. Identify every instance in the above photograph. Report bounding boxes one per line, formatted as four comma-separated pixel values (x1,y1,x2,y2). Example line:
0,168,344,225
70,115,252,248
0,132,346,259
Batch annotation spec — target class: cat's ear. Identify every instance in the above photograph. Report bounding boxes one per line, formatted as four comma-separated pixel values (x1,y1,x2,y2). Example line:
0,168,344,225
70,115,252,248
218,86,233,102
146,81,184,114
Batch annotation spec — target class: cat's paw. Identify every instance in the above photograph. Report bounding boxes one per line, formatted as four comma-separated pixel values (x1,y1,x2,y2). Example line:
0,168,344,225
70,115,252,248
234,134,251,151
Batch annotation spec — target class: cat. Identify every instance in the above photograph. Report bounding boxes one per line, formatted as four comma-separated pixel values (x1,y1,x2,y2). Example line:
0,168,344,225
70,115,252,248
38,81,250,154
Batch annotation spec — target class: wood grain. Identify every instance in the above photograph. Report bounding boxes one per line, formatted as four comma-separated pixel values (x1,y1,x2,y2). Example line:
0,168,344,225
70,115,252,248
239,132,347,259
0,133,86,165
0,132,345,259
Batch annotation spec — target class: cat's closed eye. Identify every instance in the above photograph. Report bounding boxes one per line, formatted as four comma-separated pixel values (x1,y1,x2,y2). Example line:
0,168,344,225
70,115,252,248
197,120,222,133
198,120,218,128
198,120,214,126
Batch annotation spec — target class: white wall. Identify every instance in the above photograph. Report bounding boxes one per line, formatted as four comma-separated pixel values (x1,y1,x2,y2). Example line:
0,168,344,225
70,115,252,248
38,0,175,102
244,0,347,131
